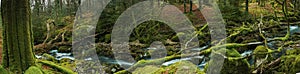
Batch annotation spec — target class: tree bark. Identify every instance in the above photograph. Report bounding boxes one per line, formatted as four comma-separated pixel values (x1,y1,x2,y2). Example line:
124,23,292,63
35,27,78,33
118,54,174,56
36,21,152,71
1,0,35,73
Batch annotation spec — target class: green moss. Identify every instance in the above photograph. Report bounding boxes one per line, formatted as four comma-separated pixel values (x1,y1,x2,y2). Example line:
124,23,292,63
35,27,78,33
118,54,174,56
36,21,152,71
24,66,43,74
286,48,300,55
37,60,76,74
278,55,300,73
132,65,160,74
253,45,268,59
104,34,111,42
155,61,205,74
42,54,57,62
205,48,250,74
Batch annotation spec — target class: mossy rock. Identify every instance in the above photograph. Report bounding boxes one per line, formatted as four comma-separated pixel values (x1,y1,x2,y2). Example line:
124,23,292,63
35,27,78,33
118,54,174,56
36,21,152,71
156,61,205,74
205,48,250,74
253,45,268,59
132,65,160,74
278,55,300,73
25,66,43,74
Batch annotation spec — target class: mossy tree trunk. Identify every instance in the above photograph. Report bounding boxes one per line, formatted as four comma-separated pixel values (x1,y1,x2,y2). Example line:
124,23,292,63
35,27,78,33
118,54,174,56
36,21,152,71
1,0,35,73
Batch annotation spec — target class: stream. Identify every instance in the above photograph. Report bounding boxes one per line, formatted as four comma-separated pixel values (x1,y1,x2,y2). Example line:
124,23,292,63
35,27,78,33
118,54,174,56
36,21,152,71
35,25,300,71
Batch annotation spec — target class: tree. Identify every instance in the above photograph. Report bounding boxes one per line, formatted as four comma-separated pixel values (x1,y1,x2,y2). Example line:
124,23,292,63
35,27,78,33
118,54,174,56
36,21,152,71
246,0,249,13
1,0,35,73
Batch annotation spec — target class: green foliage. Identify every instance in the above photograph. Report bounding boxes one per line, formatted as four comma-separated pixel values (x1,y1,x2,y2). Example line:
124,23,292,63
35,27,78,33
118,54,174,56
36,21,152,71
0,66,9,74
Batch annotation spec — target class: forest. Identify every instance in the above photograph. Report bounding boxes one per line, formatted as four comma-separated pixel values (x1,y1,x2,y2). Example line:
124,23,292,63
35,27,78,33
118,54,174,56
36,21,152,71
0,0,300,74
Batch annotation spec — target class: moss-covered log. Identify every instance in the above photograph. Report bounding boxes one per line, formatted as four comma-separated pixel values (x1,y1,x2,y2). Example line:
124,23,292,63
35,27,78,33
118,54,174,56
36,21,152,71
1,0,35,73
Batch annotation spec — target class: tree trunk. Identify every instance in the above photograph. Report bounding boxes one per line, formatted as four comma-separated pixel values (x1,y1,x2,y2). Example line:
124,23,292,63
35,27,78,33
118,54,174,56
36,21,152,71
246,0,249,13
1,0,35,73
189,0,192,13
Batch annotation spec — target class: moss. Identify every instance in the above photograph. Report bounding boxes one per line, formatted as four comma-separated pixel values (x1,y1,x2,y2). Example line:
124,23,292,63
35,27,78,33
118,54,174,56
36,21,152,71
156,61,205,74
104,34,111,42
37,60,76,74
205,48,250,74
24,66,43,74
253,45,268,59
278,55,300,73
42,54,57,62
132,65,160,74
286,48,300,55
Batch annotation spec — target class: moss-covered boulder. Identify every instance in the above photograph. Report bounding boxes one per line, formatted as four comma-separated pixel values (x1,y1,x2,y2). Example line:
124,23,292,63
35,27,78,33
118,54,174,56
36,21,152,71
205,48,250,74
131,61,204,74
156,61,205,74
25,66,43,74
132,65,160,74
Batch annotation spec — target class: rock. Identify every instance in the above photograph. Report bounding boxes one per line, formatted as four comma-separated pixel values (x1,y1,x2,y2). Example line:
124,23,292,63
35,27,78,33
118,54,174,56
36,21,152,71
205,48,250,74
